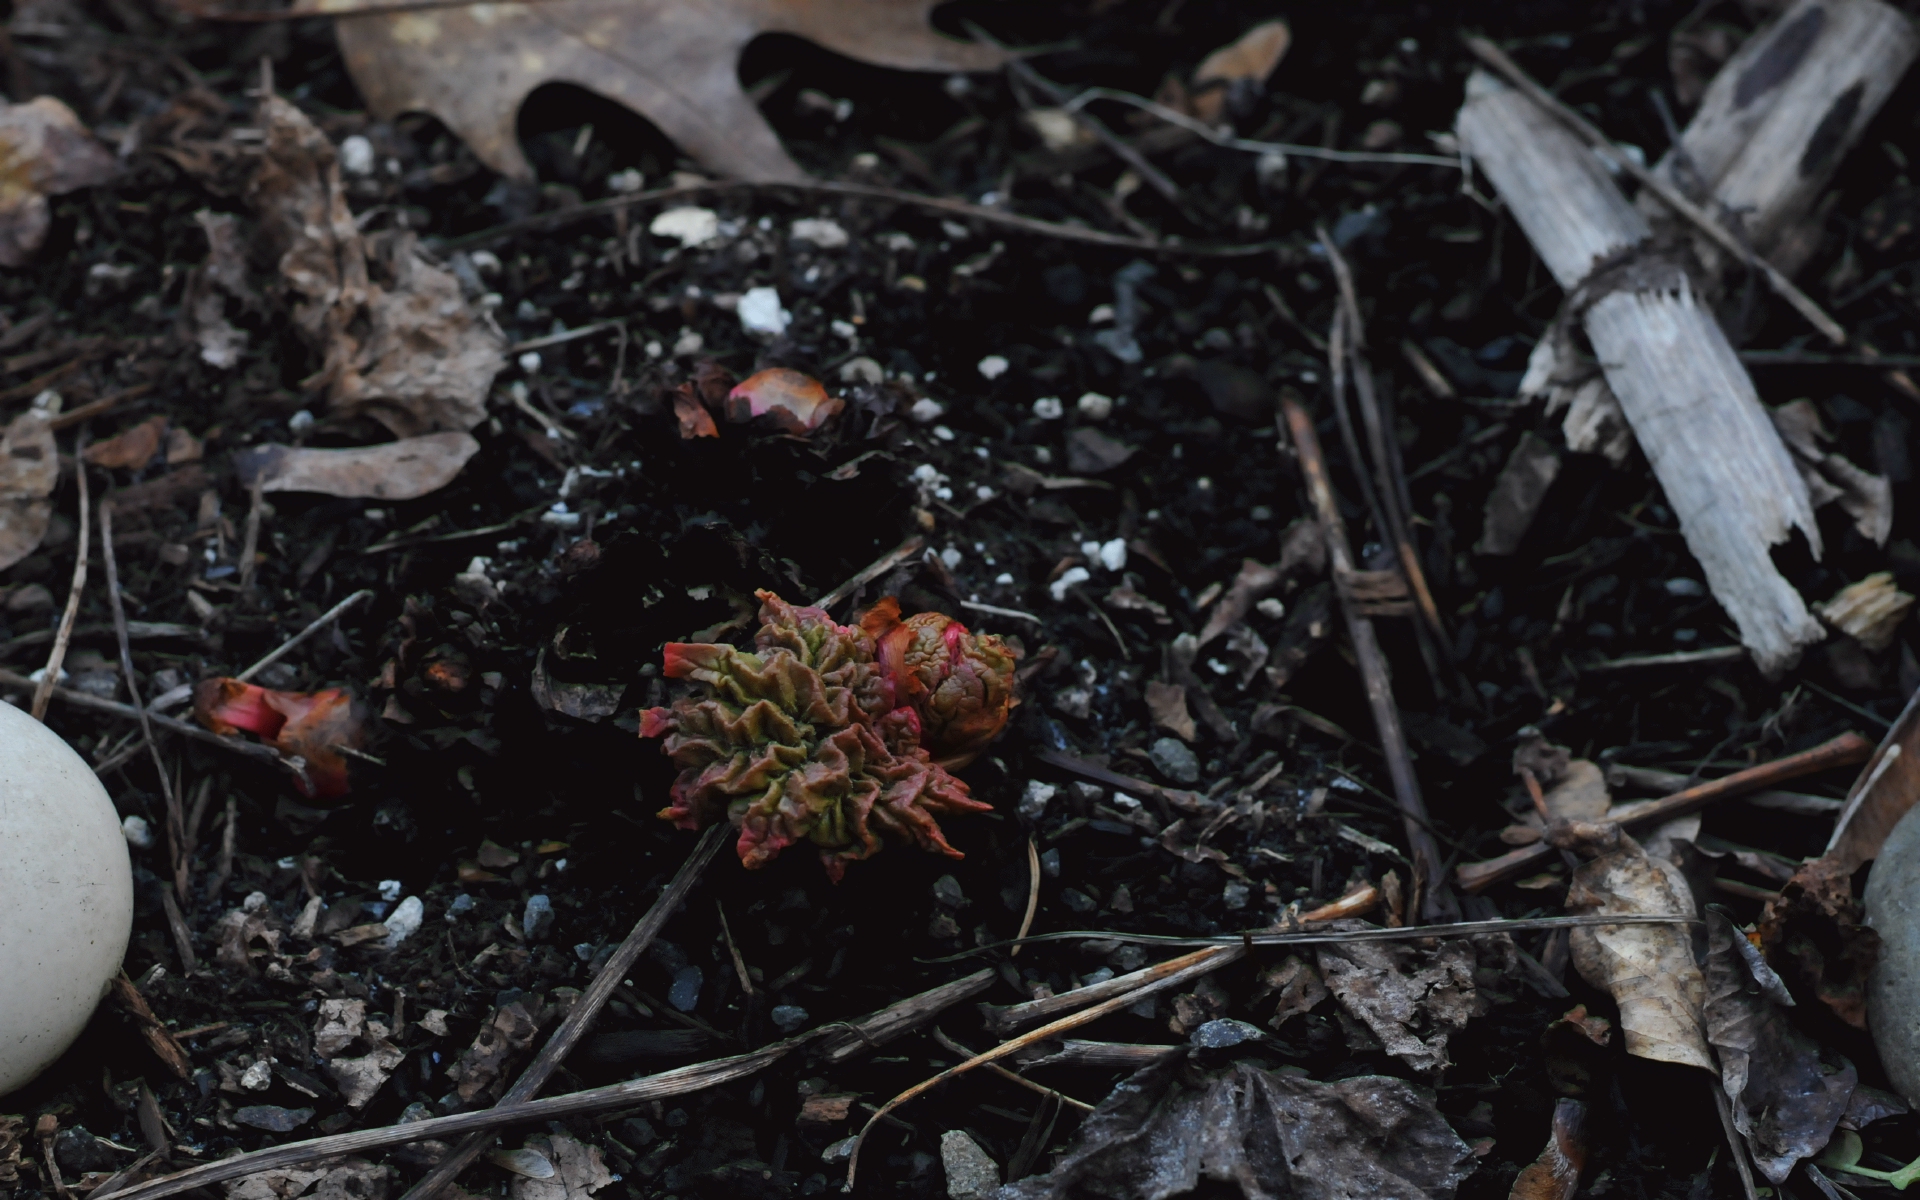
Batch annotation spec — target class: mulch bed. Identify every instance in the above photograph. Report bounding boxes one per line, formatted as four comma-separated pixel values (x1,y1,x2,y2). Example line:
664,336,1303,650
5,2,1920,1198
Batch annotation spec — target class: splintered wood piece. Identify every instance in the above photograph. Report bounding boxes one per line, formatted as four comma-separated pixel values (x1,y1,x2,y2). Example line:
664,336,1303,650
1456,70,1824,674
1647,0,1919,271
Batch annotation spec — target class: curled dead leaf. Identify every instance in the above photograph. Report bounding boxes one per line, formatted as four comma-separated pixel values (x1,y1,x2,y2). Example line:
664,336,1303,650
193,678,367,799
235,432,481,501
0,96,118,266
1704,909,1856,1183
1315,921,1483,1073
0,404,56,571
83,415,168,471
994,1052,1471,1200
1144,679,1196,742
314,0,1006,183
1565,835,1713,1070
249,96,502,437
1817,573,1915,653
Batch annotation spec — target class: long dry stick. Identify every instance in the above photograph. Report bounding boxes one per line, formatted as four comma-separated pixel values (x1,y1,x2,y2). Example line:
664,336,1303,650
99,500,185,899
1456,730,1873,891
31,442,89,720
1280,393,1458,921
846,945,1241,1187
236,589,374,682
396,825,727,1200
1462,34,1844,345
100,963,1000,1200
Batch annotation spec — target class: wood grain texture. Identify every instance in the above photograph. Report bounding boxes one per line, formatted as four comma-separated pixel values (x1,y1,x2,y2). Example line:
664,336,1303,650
1457,70,1822,673
1649,0,1919,263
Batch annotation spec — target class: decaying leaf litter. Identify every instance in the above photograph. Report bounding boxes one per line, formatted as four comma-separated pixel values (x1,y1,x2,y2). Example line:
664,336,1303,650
8,1,1920,1199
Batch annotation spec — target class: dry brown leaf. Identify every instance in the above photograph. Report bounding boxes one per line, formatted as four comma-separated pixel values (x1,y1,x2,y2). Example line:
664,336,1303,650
1189,20,1291,123
994,1052,1472,1200
310,0,1006,183
446,1000,542,1105
249,96,502,437
1772,399,1893,546
508,1135,613,1200
1510,1098,1587,1200
1315,922,1483,1073
1704,910,1856,1183
0,404,56,571
1565,834,1713,1070
0,96,118,266
83,415,167,471
237,433,481,501
225,1157,389,1200
1144,679,1196,742
1254,954,1328,1028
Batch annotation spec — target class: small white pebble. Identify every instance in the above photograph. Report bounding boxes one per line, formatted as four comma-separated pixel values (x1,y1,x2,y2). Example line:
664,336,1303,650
932,425,956,441
649,206,720,248
518,351,542,373
1077,392,1114,420
995,572,1014,584
1257,597,1287,619
912,463,941,483
941,547,964,569
1088,303,1116,324
1032,396,1064,420
673,329,704,356
790,217,849,248
339,135,375,176
977,355,1009,380
737,286,790,336
975,484,996,501
909,398,946,423
121,815,153,849
840,356,885,384
1098,538,1128,572
1050,565,1091,601
378,879,403,902
469,250,501,275
831,318,857,339
1080,539,1102,559
288,410,316,435
606,168,644,193
644,340,662,359
934,486,954,501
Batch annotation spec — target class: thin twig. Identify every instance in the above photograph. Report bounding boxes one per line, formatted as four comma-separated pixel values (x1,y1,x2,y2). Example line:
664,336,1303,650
93,1039,799,1200
237,474,265,592
1012,836,1040,958
99,500,184,899
931,1029,1095,1113
445,179,1287,259
0,666,293,768
395,826,727,1200
32,440,89,720
847,945,1240,1187
1462,34,1844,345
1062,87,1460,167
1280,393,1458,921
813,534,926,609
236,589,374,683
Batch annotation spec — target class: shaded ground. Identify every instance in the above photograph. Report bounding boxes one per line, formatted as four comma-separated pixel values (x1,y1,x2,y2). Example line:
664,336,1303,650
4,2,1920,1198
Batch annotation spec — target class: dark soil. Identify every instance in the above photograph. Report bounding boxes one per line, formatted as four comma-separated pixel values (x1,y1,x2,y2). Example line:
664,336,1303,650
5,2,1920,1199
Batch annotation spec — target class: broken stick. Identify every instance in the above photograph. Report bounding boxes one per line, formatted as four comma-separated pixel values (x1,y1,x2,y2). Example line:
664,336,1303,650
1457,68,1825,674
1456,731,1871,892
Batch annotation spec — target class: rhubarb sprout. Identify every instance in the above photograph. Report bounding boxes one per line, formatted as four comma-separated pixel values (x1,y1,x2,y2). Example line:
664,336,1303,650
641,591,1010,879
193,678,365,799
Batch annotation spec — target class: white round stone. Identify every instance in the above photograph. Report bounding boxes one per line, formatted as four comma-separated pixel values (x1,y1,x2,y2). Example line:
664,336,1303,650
0,700,133,1097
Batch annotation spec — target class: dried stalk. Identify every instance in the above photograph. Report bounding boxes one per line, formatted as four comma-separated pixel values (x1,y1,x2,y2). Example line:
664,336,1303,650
1456,730,1872,891
846,944,1240,1188
1280,392,1458,921
812,533,925,609
1462,34,1844,344
0,667,289,767
397,825,727,1200
99,500,184,898
31,442,89,720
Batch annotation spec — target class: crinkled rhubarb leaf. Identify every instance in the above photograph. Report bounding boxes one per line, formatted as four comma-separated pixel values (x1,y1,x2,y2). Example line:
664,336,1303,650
726,368,843,435
642,591,997,879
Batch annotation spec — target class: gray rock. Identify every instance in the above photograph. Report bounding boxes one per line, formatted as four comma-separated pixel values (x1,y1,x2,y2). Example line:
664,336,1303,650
1868,805,1920,1103
939,1130,1000,1200
1149,736,1201,784
1190,1018,1266,1050
521,894,554,941
668,965,703,1012
770,1004,809,1032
